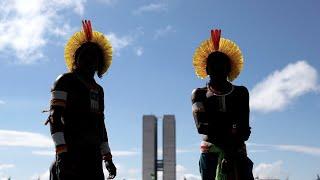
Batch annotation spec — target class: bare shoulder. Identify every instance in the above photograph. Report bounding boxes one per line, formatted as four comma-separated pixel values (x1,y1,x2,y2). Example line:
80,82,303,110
233,85,249,98
191,87,207,96
191,87,207,102
52,72,75,90
54,72,74,83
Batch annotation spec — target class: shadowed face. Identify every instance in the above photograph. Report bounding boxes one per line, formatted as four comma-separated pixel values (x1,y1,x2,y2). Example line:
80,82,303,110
75,43,102,76
206,52,231,80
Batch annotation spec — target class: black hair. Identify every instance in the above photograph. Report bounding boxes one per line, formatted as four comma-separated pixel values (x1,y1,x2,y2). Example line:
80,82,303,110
74,42,105,78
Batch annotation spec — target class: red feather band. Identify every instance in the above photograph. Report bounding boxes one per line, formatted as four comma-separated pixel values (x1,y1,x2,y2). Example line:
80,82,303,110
211,29,221,51
82,20,93,41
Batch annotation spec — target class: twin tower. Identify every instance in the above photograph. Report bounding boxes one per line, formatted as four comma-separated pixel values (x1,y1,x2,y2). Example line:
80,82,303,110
143,115,176,180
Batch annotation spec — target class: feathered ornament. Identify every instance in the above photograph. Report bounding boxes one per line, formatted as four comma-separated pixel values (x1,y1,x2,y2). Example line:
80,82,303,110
192,29,244,81
64,20,113,75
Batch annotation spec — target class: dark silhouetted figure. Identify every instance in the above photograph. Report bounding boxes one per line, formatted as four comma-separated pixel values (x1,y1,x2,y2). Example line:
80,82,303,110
46,20,116,180
192,29,254,180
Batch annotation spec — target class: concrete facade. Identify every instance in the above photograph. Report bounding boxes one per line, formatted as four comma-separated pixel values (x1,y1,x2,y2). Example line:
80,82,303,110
142,115,176,180
143,115,158,180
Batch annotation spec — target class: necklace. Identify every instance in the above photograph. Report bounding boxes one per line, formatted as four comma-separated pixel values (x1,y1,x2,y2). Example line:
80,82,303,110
207,83,234,96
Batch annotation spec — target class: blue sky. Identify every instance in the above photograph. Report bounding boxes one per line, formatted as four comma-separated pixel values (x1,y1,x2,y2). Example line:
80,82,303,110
0,0,319,179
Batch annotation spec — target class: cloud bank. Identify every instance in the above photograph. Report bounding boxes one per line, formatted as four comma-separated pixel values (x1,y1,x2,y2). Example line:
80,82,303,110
0,0,86,63
250,61,319,113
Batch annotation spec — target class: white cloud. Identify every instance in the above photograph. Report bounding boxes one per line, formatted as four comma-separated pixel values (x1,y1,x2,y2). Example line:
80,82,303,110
0,175,11,180
176,164,201,180
135,47,143,56
32,149,139,157
106,33,133,55
248,149,268,153
30,170,49,180
107,164,200,180
177,148,195,153
253,161,283,179
128,168,140,175
119,167,140,180
176,164,187,172
52,23,76,38
275,144,320,156
0,164,14,170
97,0,118,5
248,143,320,156
0,100,5,105
112,150,139,156
0,164,14,180
106,29,145,56
250,61,319,113
0,0,86,63
34,146,194,157
0,130,53,148
133,3,167,15
49,0,86,15
154,25,175,39
32,150,54,156
183,174,202,180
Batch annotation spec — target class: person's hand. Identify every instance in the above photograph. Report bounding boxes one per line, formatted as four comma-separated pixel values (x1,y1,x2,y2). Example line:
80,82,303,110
104,159,117,179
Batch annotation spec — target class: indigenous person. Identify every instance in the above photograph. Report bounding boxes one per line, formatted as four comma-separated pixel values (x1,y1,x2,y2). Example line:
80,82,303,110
192,29,254,180
45,20,116,180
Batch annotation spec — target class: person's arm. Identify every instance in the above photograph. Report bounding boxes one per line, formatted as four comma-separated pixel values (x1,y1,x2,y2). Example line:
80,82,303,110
49,74,69,154
98,87,116,179
49,74,77,179
100,117,112,160
191,88,208,135
98,87,112,160
238,86,251,142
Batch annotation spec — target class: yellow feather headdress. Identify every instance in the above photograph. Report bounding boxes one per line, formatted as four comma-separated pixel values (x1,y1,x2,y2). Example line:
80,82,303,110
64,20,112,75
192,29,244,81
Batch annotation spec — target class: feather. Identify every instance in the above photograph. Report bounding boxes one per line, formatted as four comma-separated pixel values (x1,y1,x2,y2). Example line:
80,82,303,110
88,20,92,40
82,20,93,41
211,29,221,51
